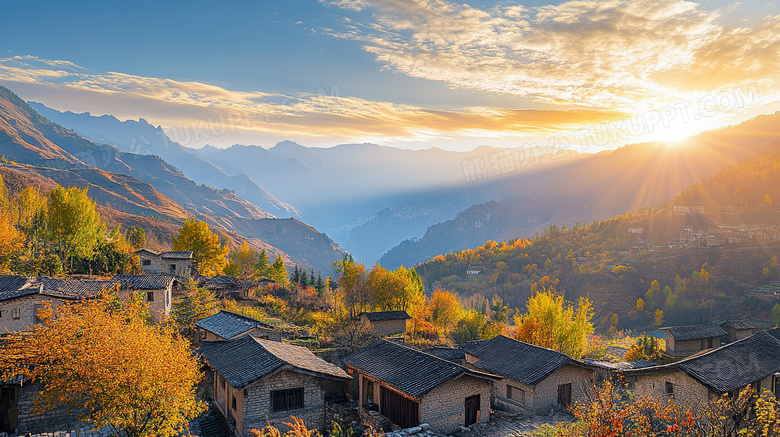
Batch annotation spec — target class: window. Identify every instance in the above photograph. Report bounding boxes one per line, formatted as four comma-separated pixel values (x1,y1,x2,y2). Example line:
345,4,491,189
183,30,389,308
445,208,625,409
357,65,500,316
272,388,304,412
146,291,154,302
232,395,237,410
142,259,151,266
169,264,176,273
507,385,525,403
701,337,714,349
665,382,674,395
200,330,207,339
0,310,3,318
12,308,20,320
221,378,226,389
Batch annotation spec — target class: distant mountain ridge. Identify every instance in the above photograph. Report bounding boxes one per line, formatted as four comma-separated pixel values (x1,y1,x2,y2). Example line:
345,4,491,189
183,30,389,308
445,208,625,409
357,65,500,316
0,86,345,272
28,102,301,220
380,112,780,268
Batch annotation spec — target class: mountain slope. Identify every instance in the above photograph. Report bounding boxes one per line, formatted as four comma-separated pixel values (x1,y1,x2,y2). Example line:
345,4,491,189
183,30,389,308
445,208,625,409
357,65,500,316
381,112,780,268
29,102,300,219
415,144,780,329
0,86,345,271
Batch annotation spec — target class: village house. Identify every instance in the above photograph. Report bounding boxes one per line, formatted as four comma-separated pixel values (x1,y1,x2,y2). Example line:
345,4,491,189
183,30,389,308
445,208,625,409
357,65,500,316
195,310,283,345
0,274,175,432
0,274,175,332
624,331,780,409
660,323,727,358
721,320,758,343
199,334,351,436
343,339,497,434
583,358,655,383
461,335,595,415
358,310,410,337
135,248,194,275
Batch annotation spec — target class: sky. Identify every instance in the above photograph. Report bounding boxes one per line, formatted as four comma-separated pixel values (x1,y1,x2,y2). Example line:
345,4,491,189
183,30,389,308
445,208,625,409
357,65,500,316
1,0,779,151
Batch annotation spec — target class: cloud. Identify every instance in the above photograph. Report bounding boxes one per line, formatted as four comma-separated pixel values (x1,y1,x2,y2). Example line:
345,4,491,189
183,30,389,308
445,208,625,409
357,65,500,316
322,0,780,111
0,55,628,149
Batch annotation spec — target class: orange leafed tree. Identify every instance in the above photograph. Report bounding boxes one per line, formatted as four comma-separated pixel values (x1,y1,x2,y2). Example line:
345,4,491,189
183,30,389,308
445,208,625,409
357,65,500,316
0,294,205,437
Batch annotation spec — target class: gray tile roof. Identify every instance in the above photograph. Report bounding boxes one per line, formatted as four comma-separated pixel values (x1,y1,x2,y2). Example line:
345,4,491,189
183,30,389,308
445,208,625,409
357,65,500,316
0,274,174,303
161,251,193,260
661,323,727,341
464,335,578,386
195,310,277,339
199,334,349,388
343,339,497,398
626,332,780,394
721,320,758,330
675,331,780,394
112,274,176,290
583,359,655,371
361,311,411,321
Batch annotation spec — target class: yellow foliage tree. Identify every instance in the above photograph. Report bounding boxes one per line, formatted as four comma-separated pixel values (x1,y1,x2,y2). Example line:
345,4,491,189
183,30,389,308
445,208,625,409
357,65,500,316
428,289,463,333
513,289,594,359
0,295,205,437
172,218,229,276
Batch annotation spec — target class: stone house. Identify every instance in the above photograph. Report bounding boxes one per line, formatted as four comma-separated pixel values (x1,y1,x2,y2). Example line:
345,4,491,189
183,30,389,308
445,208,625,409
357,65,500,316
195,310,283,345
343,339,498,434
359,311,410,337
660,323,727,358
461,335,595,415
583,359,655,383
199,334,350,436
0,377,84,434
624,331,780,410
135,248,193,275
721,320,758,343
0,274,176,332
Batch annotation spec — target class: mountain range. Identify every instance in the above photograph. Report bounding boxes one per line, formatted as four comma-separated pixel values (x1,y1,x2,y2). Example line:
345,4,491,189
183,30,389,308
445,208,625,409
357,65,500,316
0,86,345,272
24,96,780,271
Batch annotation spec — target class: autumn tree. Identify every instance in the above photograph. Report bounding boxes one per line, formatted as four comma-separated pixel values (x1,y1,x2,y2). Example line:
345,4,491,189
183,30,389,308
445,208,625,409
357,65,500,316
428,289,463,333
46,185,104,271
125,226,147,249
171,218,229,277
268,255,288,284
654,308,665,326
514,289,594,359
224,241,260,280
0,294,205,437
0,181,23,271
256,249,270,278
172,278,219,337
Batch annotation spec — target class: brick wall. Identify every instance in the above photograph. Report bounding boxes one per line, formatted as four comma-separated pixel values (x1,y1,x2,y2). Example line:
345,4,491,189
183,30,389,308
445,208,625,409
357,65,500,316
241,370,327,437
633,370,710,410
420,375,491,434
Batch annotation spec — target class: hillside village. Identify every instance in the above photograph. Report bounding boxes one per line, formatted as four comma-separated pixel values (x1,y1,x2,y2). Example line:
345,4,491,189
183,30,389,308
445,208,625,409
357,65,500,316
1,243,780,437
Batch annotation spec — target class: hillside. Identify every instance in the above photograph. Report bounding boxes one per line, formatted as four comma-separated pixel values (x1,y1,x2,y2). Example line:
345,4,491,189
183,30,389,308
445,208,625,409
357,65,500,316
381,113,780,268
29,102,301,219
0,86,346,272
415,145,780,331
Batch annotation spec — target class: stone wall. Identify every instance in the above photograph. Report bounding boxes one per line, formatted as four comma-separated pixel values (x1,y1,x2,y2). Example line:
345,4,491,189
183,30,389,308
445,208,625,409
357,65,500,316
632,370,710,410
531,364,593,414
492,378,534,415
119,286,171,323
241,370,327,437
420,375,491,434
669,337,721,357
366,318,408,337
251,326,283,342
0,295,73,333
16,383,79,433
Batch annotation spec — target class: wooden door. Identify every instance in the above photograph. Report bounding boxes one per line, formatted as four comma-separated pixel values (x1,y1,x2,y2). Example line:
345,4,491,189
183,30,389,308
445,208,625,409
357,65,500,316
558,383,572,409
464,394,480,427
380,386,419,429
0,387,18,432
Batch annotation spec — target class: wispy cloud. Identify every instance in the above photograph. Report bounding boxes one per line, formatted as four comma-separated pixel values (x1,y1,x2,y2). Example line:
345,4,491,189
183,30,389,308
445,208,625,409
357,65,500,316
322,0,780,111
0,55,628,149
